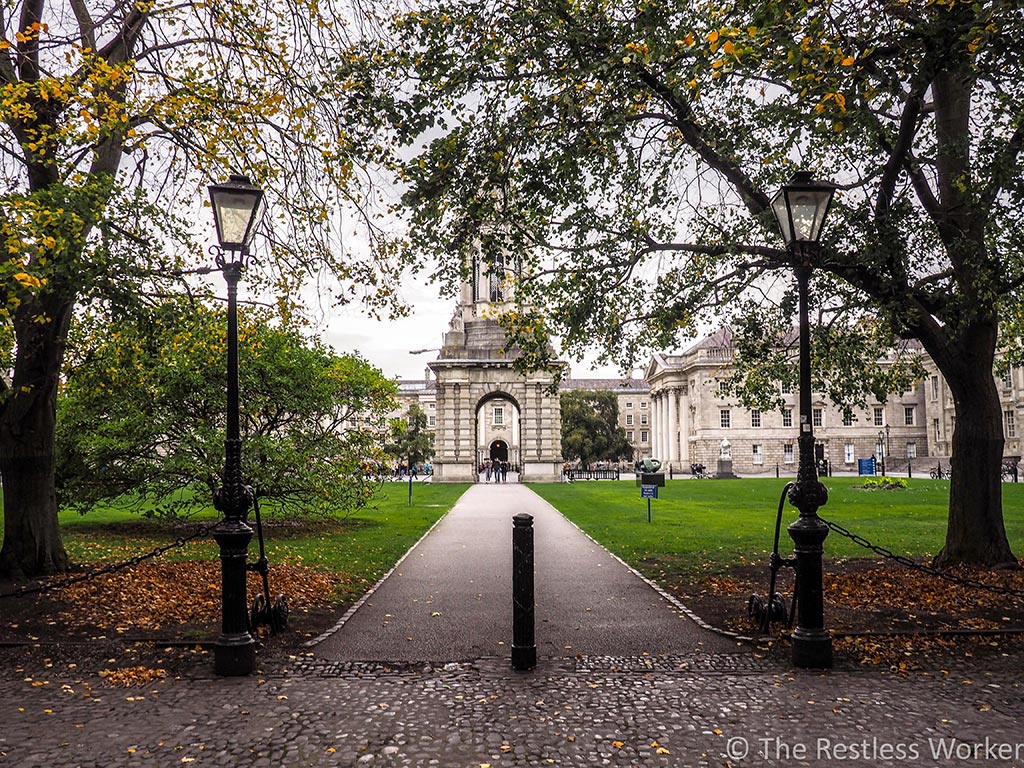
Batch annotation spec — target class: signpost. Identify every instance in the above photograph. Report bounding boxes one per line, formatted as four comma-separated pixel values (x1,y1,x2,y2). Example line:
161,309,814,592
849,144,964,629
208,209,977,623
641,484,657,522
636,470,665,524
858,457,876,476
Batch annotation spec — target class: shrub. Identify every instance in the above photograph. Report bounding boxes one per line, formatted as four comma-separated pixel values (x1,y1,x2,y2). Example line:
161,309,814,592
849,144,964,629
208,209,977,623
861,476,909,490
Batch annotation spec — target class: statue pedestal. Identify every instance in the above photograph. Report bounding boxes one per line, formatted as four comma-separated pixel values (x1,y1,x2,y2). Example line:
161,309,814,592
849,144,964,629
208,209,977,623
715,458,739,479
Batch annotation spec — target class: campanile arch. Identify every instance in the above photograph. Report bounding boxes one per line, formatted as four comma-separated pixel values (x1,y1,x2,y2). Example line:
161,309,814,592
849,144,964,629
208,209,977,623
427,241,563,482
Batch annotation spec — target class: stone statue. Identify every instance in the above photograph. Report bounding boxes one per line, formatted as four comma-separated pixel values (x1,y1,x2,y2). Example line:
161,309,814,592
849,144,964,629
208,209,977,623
716,438,738,479
448,307,464,332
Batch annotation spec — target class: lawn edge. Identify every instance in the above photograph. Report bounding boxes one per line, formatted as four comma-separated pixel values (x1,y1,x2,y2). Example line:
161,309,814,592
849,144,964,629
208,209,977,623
527,485,762,646
303,500,458,648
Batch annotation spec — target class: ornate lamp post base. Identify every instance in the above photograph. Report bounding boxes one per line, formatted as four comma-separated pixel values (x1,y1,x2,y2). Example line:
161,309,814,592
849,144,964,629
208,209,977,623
213,518,256,676
788,512,832,669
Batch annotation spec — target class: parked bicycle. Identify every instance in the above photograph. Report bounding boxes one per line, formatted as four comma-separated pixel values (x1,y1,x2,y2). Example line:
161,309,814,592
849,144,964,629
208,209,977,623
690,462,710,479
929,464,949,479
1001,460,1019,482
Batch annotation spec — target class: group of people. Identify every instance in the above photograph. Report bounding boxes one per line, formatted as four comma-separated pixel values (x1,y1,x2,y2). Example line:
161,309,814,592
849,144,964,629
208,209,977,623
480,458,511,483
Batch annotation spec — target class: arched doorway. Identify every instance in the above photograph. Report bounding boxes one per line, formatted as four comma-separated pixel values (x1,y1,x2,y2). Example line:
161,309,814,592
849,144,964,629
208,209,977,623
475,390,521,477
490,440,509,462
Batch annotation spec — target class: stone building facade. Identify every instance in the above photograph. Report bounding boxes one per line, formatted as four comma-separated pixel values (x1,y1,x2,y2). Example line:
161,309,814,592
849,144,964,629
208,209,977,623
922,357,1023,462
390,323,1023,477
646,329,932,475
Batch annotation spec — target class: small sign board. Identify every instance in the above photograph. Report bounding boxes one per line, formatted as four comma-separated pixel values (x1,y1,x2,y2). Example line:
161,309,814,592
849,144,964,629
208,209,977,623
641,485,658,499
858,457,876,476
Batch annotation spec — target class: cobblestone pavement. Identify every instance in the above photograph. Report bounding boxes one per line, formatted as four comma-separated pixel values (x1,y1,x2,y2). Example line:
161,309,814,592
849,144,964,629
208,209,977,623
1,648,1023,767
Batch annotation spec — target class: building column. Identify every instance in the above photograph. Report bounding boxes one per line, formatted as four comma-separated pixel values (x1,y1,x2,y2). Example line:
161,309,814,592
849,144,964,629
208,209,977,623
680,398,690,464
659,391,669,463
650,392,660,462
667,388,678,469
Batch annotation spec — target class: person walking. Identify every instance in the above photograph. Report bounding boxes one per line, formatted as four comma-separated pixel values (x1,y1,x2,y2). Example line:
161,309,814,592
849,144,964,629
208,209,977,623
485,459,492,483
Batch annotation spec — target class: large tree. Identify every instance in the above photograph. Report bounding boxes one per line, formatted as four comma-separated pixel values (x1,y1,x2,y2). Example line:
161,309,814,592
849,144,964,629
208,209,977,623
0,1,406,576
57,300,397,519
560,390,634,467
353,0,1024,566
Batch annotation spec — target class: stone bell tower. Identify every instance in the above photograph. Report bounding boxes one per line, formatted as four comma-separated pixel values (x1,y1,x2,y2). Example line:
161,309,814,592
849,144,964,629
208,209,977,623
427,240,564,483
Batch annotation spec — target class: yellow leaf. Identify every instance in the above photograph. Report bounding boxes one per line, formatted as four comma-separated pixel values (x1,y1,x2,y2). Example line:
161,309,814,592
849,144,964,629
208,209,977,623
707,30,719,43
612,741,624,749
842,56,856,66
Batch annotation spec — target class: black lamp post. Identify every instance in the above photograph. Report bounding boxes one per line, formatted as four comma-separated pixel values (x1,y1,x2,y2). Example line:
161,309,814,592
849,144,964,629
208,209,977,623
877,430,887,476
208,174,265,677
771,170,835,669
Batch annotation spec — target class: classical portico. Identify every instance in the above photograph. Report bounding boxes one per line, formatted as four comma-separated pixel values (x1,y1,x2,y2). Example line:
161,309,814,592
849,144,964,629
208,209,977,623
646,355,690,472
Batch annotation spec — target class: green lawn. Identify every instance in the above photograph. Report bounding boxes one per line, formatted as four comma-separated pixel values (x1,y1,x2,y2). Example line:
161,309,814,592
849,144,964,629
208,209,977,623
530,477,1024,577
47,482,470,603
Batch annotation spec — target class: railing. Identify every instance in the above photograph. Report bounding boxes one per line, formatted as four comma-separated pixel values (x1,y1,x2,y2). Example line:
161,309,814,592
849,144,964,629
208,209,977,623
563,469,620,481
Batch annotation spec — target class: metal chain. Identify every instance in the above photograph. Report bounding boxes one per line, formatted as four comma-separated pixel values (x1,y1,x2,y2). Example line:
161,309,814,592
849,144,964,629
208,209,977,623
0,522,218,600
821,517,1024,601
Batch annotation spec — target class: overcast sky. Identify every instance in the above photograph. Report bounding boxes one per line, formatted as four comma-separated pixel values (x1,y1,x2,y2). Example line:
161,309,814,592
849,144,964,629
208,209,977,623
315,276,628,383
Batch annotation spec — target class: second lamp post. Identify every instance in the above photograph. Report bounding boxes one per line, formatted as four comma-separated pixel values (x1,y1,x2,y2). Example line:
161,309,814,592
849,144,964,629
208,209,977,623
771,170,836,669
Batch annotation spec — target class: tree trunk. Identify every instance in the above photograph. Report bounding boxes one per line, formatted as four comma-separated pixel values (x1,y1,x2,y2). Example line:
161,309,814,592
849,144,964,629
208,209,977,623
0,293,75,579
930,326,1017,568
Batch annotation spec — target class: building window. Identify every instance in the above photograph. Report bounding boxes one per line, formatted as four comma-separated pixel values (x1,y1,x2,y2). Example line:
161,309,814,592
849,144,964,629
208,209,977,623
493,406,504,426
904,406,916,426
933,418,941,442
783,444,794,463
429,402,435,409
812,408,823,428
641,430,649,443
428,415,436,427
718,380,729,393
626,401,633,409
873,407,884,426
906,442,917,459
781,382,793,395
752,444,763,465
720,409,731,428
844,443,855,464
931,375,939,400
1006,411,1017,439
1001,367,1013,389
627,430,634,442
782,409,793,428
750,409,761,428
842,413,853,427
626,413,634,426
640,413,648,425
641,401,648,409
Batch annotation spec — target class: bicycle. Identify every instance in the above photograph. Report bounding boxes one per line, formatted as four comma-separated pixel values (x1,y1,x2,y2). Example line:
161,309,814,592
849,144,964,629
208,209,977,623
690,462,710,479
929,464,948,479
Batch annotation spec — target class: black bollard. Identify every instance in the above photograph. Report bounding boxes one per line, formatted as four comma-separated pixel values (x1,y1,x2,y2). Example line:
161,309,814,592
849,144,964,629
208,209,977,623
511,513,536,671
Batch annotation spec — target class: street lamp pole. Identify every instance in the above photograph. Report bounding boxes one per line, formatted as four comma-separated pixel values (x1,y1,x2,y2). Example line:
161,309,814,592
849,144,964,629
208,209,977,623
771,170,835,669
208,174,265,677
878,430,887,476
